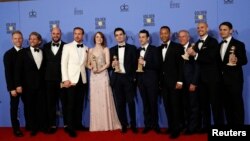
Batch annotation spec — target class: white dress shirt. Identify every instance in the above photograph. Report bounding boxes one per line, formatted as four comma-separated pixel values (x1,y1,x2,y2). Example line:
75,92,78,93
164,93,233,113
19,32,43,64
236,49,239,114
118,45,126,73
51,41,61,55
162,40,171,61
30,47,42,69
220,36,232,61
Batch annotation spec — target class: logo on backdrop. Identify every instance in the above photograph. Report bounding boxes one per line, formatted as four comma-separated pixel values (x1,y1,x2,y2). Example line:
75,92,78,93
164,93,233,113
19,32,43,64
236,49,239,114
74,7,83,15
29,9,37,18
170,0,180,8
120,3,129,12
143,14,155,26
224,0,234,4
6,23,16,34
49,20,60,31
194,10,207,23
95,17,106,29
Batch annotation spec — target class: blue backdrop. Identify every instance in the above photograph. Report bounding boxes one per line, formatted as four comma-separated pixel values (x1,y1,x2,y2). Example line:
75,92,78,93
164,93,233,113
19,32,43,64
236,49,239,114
0,0,249,128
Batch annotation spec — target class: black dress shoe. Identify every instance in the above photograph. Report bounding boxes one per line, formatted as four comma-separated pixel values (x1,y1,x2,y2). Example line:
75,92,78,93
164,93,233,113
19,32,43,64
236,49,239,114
67,129,77,137
165,128,172,134
47,127,57,134
121,127,127,133
131,127,138,133
30,130,38,136
170,131,180,139
75,125,88,131
154,127,162,134
142,128,151,134
13,130,24,137
183,130,195,135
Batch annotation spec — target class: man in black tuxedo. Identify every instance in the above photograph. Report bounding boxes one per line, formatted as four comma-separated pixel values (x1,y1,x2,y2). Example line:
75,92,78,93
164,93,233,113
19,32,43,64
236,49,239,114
109,27,137,133
136,29,161,134
219,22,248,126
187,22,224,132
178,30,200,134
15,32,46,136
159,26,184,139
3,31,26,137
43,27,66,134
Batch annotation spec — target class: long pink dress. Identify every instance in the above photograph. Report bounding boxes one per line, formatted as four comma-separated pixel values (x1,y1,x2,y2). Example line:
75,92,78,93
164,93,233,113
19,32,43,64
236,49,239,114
89,48,121,131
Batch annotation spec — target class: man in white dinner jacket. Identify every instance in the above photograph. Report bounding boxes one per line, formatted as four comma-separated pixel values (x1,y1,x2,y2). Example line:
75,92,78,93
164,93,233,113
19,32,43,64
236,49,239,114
61,27,88,137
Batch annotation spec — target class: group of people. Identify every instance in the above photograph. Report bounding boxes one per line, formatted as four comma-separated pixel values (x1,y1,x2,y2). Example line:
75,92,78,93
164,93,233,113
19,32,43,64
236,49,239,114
3,21,248,139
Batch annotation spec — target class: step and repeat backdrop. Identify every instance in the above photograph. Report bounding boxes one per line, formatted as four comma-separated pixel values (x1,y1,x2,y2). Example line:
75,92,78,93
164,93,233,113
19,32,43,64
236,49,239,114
0,0,249,127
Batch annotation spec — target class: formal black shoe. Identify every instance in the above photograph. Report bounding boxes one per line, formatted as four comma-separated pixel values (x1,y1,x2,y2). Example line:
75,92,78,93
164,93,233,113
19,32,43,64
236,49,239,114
30,130,37,136
170,131,180,139
121,127,127,133
47,127,57,134
13,130,24,137
165,128,172,134
67,129,77,137
197,128,208,134
75,125,88,131
142,128,151,134
131,127,138,133
154,127,162,134
183,130,195,135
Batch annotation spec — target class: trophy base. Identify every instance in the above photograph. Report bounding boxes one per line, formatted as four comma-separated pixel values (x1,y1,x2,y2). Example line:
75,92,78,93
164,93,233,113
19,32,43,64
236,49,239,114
227,63,236,66
181,55,189,60
136,70,144,72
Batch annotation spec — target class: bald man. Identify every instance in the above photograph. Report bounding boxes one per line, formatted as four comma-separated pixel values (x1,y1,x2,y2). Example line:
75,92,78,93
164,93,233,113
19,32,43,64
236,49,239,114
187,22,224,133
43,27,66,134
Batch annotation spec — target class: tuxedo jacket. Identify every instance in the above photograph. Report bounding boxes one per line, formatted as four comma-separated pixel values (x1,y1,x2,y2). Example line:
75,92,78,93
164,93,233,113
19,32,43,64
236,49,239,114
136,45,161,84
61,41,88,84
220,37,248,84
3,47,19,91
159,41,184,88
43,41,66,82
195,36,222,83
14,47,45,90
109,43,137,85
183,43,199,85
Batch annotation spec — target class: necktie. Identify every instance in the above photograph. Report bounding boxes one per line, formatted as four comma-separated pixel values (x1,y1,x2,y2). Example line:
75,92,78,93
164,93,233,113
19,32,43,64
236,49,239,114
222,40,227,44
118,45,125,48
162,43,168,48
34,48,39,52
77,44,83,48
52,43,59,47
198,39,204,43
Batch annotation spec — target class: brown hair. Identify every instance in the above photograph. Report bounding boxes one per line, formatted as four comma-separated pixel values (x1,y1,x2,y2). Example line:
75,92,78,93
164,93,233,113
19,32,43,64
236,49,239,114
94,31,107,47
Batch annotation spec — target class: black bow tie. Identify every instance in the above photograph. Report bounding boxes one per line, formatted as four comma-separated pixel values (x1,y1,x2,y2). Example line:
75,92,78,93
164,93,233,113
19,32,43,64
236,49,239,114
77,44,83,48
52,43,59,47
141,47,146,51
161,44,168,48
34,48,40,52
198,39,204,43
118,45,125,48
222,40,227,44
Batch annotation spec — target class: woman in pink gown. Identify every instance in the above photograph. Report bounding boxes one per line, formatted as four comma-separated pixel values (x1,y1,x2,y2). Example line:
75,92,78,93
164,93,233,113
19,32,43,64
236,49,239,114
87,31,121,131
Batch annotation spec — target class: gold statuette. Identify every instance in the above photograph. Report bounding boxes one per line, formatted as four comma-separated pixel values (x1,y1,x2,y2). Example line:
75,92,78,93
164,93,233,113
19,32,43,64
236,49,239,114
113,55,121,73
227,46,237,66
182,43,195,60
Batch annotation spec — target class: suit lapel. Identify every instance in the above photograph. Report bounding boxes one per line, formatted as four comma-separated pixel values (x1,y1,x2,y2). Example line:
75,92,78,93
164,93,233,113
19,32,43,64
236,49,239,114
27,48,38,70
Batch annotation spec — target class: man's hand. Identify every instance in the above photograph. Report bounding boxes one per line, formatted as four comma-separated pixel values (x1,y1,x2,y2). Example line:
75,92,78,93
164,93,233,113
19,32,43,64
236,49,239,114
16,86,22,94
175,83,183,90
187,47,197,57
10,90,18,97
63,80,71,88
189,84,197,92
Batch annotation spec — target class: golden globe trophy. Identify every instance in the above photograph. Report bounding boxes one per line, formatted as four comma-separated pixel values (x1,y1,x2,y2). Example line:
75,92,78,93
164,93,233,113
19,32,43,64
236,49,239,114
227,46,237,66
92,55,98,70
113,55,121,73
136,49,145,72
182,43,195,60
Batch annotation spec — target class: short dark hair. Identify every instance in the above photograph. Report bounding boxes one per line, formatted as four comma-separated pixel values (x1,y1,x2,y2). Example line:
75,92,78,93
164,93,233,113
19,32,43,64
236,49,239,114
219,21,233,30
12,30,23,37
114,27,126,35
29,32,42,41
160,26,171,33
94,31,107,47
73,27,85,35
139,29,150,37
